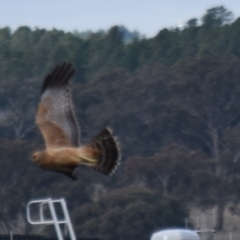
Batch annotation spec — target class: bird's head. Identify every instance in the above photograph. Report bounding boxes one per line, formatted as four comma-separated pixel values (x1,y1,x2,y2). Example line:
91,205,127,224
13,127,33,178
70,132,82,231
31,151,44,164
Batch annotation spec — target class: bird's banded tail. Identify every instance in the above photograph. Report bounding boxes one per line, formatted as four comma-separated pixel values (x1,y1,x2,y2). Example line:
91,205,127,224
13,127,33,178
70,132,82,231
79,128,120,175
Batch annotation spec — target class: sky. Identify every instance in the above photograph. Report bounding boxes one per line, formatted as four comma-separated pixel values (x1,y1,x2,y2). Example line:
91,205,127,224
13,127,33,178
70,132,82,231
1,0,240,37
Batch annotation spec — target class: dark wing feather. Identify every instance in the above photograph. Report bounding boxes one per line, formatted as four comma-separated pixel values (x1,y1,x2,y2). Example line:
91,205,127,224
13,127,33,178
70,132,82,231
37,63,80,148
41,165,77,180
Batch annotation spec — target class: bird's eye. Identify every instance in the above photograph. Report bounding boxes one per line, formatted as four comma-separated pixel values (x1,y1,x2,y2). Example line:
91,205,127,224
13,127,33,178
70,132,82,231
32,153,37,160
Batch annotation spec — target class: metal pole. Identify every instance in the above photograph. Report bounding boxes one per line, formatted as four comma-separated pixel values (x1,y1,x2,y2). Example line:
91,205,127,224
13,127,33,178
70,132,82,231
60,199,76,240
185,218,188,228
48,199,64,240
9,230,13,240
26,198,77,240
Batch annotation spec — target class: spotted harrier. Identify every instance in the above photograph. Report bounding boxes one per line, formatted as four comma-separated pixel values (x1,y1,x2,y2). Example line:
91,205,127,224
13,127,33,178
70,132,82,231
32,63,120,180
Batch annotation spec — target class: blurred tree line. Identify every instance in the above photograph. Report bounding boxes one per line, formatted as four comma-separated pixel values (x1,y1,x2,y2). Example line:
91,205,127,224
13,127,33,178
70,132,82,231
1,5,240,240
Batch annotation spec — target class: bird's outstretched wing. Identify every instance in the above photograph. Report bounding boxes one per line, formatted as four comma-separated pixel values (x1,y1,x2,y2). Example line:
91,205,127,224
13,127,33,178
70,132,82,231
36,63,80,149
45,166,77,180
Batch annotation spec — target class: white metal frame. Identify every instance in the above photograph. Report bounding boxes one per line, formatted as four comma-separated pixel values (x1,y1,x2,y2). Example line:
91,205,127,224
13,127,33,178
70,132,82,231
26,198,76,240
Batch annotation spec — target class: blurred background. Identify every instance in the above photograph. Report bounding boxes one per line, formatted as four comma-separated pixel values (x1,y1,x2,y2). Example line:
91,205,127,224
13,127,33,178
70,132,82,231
1,1,240,240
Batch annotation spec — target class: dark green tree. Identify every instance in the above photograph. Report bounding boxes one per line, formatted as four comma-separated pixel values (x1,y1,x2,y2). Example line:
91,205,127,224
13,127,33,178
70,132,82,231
73,187,188,240
169,57,240,230
202,6,234,27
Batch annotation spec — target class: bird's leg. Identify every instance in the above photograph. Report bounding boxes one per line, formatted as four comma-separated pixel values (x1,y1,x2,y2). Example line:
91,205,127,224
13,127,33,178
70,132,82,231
80,156,98,166
81,162,97,167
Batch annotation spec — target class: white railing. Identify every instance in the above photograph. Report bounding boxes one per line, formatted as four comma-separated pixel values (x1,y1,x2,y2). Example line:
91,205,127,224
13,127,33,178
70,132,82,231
26,198,76,240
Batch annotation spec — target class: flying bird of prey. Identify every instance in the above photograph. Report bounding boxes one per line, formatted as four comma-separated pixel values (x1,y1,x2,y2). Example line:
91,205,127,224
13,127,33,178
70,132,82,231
32,63,120,180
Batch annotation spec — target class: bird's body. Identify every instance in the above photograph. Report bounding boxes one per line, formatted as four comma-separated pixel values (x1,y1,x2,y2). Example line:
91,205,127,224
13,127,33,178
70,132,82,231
32,63,120,179
34,147,100,168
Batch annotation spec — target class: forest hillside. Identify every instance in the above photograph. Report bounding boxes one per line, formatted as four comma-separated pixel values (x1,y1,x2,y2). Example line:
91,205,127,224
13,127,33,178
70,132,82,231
1,6,240,240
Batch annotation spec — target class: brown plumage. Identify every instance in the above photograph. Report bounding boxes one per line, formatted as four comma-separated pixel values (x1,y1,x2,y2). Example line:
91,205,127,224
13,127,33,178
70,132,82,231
32,62,120,180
